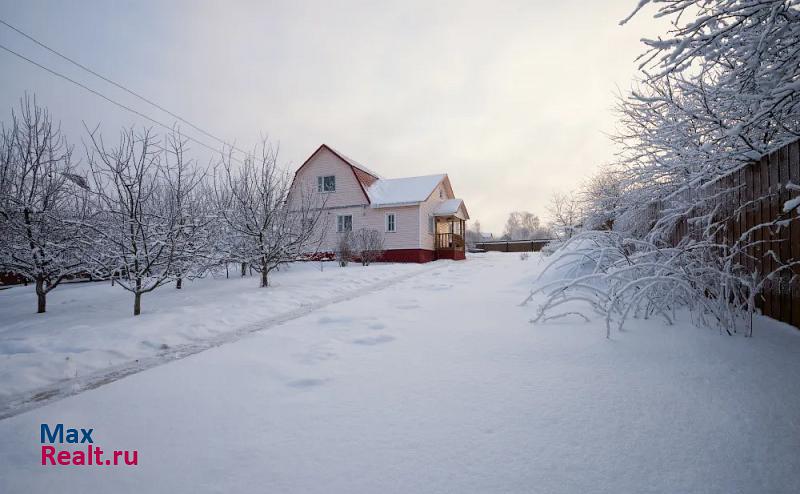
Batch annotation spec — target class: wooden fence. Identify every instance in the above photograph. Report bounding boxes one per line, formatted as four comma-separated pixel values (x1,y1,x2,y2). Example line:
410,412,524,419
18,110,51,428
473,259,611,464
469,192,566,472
668,138,800,330
474,239,555,253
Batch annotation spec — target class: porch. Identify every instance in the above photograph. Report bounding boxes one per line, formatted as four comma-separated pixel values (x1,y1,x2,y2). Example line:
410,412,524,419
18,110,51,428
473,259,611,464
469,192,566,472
434,217,466,261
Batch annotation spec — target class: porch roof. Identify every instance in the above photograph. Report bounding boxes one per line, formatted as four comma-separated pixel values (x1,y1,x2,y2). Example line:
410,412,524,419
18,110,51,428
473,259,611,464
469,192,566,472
433,198,469,220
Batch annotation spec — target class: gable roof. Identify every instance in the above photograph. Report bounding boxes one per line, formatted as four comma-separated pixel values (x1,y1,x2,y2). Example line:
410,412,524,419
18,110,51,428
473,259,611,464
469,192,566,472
324,145,383,179
291,144,380,204
366,174,447,207
433,198,470,220
293,144,456,209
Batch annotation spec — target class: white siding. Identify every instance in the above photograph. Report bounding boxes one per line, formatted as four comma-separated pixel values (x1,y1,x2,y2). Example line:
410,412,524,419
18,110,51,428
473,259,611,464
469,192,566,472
417,180,454,250
313,205,420,251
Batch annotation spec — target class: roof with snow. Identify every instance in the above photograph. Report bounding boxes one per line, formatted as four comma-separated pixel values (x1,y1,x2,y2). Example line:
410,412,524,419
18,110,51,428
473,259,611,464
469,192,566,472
433,198,464,215
433,198,469,219
324,145,383,179
366,174,447,206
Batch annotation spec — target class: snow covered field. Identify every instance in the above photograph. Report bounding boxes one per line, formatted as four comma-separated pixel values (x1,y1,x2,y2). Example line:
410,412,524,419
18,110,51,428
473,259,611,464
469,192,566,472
2,252,800,493
0,261,432,406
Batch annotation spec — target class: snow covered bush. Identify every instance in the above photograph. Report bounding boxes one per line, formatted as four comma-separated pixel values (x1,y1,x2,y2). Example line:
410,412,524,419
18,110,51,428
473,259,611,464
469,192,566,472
335,231,355,267
353,228,384,266
524,231,771,336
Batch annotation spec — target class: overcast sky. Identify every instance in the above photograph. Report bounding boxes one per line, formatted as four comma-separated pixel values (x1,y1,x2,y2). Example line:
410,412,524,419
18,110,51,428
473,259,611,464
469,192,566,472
0,1,665,234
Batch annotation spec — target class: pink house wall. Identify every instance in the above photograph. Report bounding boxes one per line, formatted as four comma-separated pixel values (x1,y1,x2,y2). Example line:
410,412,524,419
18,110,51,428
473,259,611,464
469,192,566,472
292,147,422,252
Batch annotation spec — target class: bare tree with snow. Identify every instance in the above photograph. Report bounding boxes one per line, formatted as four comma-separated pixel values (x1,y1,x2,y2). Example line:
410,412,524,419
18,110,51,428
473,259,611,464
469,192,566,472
546,193,580,240
161,129,215,289
0,96,90,313
214,139,325,287
580,167,625,231
85,127,181,315
503,211,550,240
528,0,800,336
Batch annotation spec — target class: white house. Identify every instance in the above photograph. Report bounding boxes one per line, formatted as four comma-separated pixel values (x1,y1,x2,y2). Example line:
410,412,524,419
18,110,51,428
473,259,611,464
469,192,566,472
290,144,469,262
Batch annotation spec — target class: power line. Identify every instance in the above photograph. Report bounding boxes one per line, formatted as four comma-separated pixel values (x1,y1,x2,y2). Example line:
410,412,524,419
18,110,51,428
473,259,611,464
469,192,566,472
0,17,249,157
0,42,244,164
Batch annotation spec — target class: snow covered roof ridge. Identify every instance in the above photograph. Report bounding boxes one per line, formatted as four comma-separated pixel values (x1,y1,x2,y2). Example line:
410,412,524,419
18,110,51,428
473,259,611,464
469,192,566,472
323,144,383,179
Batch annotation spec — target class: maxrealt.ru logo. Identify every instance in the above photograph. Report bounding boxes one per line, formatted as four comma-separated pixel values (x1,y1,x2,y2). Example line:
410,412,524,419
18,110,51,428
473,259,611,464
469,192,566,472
40,424,138,466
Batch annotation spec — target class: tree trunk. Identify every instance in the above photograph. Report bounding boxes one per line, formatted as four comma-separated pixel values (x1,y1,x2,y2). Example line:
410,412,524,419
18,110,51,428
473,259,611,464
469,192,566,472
176,278,182,289
260,268,269,288
241,262,246,277
134,277,142,316
35,278,46,313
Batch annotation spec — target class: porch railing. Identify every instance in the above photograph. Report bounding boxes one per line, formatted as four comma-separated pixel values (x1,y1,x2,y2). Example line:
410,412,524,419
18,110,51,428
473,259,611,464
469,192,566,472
435,233,464,250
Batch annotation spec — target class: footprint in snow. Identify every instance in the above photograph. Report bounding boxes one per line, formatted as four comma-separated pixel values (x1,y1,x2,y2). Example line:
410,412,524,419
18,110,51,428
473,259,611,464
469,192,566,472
294,346,338,365
396,304,420,310
318,315,354,325
286,378,328,389
352,335,395,346
367,322,386,330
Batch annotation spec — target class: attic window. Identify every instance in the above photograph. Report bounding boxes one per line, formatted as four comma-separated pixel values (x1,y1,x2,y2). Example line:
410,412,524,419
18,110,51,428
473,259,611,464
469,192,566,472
439,189,444,199
318,175,336,192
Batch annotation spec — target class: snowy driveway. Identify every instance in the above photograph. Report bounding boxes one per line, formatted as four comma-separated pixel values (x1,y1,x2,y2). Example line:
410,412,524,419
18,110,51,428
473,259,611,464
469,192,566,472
2,253,800,493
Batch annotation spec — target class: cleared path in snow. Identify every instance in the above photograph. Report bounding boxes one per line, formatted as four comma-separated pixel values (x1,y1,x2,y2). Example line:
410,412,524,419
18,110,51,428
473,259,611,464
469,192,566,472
1,253,800,493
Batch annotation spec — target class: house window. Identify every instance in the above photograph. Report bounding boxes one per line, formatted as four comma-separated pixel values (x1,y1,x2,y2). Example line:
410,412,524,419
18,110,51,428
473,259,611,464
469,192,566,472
439,189,444,199
318,175,336,192
428,215,435,234
386,213,396,232
337,214,352,232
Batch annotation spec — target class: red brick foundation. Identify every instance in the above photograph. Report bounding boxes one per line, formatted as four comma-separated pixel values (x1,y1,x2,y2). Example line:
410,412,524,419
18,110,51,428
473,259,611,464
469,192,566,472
435,249,466,261
303,248,467,264
378,249,436,263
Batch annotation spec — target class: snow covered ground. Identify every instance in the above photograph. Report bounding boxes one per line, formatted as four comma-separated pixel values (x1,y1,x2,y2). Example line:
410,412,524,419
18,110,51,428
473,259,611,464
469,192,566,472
0,261,432,406
1,252,800,493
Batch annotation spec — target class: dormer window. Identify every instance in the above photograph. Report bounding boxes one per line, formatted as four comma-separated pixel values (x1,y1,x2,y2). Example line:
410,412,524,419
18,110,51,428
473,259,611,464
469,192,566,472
318,175,336,192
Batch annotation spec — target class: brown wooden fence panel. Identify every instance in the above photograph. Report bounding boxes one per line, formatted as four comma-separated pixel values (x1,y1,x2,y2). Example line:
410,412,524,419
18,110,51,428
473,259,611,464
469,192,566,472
789,141,800,330
763,153,774,318
666,138,800,330
777,144,792,325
